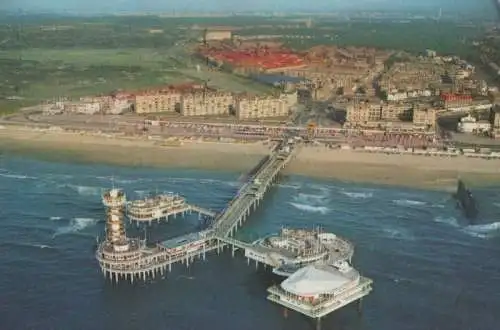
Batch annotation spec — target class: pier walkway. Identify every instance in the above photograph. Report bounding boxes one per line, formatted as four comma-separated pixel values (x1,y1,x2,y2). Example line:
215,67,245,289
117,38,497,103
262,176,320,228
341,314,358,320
213,145,297,239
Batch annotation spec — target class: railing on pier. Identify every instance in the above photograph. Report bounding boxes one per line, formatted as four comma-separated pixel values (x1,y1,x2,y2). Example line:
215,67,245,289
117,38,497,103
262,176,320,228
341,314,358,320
189,204,216,218
216,236,252,250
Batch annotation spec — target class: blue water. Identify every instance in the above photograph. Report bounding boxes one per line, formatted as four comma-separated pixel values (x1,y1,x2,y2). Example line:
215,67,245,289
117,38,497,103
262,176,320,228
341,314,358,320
1,155,500,330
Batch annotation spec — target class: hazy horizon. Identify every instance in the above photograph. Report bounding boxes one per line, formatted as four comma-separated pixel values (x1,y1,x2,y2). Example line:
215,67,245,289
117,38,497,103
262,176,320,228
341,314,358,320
0,0,494,15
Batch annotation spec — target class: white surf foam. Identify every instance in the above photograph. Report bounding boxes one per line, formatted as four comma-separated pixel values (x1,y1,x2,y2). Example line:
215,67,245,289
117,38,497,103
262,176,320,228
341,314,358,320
67,184,102,197
49,216,62,221
381,227,415,241
341,191,373,199
277,183,301,190
53,217,98,237
463,222,500,239
393,199,426,207
434,216,500,239
0,172,36,180
31,244,54,249
289,202,329,214
296,192,327,202
434,216,459,227
114,179,138,184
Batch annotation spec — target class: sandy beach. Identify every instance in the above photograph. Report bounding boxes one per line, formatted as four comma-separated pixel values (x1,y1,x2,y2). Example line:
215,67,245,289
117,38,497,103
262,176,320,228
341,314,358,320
1,125,500,189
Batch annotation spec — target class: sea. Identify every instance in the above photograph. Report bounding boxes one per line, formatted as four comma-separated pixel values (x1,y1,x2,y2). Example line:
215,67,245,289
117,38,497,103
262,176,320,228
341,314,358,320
1,155,500,330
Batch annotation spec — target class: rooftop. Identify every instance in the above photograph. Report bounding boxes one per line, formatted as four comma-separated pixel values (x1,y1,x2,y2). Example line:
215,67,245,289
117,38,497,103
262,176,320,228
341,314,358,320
281,264,359,296
160,231,210,249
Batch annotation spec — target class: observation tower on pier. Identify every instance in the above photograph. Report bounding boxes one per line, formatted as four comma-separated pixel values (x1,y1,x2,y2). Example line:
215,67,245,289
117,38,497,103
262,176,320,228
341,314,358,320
97,189,146,282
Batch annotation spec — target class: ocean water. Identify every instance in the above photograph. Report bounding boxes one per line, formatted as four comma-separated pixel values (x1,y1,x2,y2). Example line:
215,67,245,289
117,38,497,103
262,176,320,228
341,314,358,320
1,155,500,330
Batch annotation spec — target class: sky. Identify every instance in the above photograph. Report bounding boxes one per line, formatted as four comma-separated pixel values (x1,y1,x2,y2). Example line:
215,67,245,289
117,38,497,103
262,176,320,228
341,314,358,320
0,0,493,14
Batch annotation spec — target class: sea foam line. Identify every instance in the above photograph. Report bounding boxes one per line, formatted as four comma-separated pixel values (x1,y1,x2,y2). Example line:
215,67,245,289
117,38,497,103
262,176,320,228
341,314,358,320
341,191,373,199
0,172,37,180
288,202,329,215
434,216,500,239
393,199,426,207
53,218,98,237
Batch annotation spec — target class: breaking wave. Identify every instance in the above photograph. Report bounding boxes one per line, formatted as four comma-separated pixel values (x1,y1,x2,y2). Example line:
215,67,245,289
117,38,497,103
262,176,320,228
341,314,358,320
434,216,500,239
0,172,37,180
341,191,373,199
53,218,98,237
65,184,102,197
434,216,459,227
463,222,500,239
381,227,415,241
32,244,55,249
289,190,330,214
393,199,426,207
49,216,62,221
289,202,329,214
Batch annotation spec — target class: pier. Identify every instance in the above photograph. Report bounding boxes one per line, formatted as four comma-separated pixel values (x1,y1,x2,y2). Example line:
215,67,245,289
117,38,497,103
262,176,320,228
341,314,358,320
96,138,297,281
95,138,372,325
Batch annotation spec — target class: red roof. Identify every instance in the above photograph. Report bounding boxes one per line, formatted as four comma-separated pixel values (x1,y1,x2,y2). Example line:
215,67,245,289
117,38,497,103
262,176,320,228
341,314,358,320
203,49,304,69
440,93,472,101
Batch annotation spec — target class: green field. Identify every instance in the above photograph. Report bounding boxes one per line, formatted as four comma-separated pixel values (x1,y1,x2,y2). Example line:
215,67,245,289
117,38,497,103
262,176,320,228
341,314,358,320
0,15,276,114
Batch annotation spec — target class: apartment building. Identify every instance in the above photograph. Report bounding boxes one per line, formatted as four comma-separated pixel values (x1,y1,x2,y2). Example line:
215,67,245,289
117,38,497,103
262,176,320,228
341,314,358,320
413,107,437,129
134,89,182,114
64,101,101,114
346,100,414,124
490,107,500,138
381,102,413,121
279,91,298,108
80,95,132,114
235,95,287,119
180,91,234,116
346,100,383,124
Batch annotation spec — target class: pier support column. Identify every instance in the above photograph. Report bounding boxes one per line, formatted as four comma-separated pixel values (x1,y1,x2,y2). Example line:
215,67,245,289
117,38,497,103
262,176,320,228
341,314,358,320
357,298,363,314
316,317,321,330
255,260,258,269
232,245,235,258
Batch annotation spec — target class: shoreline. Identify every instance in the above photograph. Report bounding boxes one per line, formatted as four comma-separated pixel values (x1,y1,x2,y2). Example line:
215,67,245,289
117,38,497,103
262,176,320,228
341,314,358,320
1,126,500,190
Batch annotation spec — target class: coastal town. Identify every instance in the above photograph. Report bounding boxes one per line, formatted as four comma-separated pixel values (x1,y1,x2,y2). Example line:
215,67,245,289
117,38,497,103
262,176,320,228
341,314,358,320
2,9,500,330
4,27,500,156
